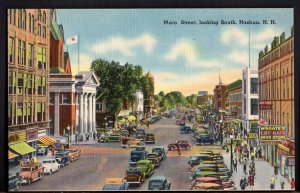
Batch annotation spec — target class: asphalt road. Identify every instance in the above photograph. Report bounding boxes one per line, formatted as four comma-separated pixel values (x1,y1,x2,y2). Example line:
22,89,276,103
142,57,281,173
21,115,225,191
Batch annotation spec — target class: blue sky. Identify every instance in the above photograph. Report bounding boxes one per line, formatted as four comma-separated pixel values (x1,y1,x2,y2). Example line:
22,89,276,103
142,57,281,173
57,9,293,95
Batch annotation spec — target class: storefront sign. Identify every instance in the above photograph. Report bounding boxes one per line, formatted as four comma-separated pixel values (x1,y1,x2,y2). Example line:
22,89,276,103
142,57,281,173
38,129,46,137
286,156,295,166
259,101,272,110
26,128,38,141
8,131,26,145
259,126,287,140
248,133,257,139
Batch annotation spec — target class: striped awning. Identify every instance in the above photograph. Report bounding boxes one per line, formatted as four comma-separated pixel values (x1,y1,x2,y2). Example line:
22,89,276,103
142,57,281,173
8,150,19,159
38,136,56,146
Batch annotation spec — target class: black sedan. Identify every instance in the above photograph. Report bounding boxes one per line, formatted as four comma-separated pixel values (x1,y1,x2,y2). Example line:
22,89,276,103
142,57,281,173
179,126,193,134
195,135,215,145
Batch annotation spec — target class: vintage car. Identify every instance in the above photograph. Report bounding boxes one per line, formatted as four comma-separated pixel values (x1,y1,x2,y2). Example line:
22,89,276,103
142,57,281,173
55,150,71,167
192,132,209,140
136,128,146,140
102,178,129,190
122,137,144,148
190,164,218,172
145,134,155,144
146,153,162,168
191,182,224,190
199,160,226,167
168,140,192,151
198,151,214,156
189,171,220,181
196,135,215,145
179,126,193,134
189,177,222,189
42,159,60,174
187,154,214,167
8,174,21,191
66,148,81,162
19,162,44,184
130,149,147,164
99,133,121,143
136,160,154,177
121,129,130,137
152,146,167,160
37,147,48,156
149,116,160,124
124,167,145,185
148,176,171,190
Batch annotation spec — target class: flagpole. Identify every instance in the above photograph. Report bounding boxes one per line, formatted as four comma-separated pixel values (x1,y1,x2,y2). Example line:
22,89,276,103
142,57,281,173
78,34,80,74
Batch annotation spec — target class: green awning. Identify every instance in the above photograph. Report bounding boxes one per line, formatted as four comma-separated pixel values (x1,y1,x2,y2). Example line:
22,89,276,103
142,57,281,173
9,142,36,155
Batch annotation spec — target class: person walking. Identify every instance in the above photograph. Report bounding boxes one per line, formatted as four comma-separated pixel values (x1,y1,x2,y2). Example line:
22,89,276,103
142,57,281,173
240,177,248,190
176,144,181,155
250,151,255,161
243,159,248,175
233,158,238,172
290,178,295,189
146,121,150,129
93,132,96,141
248,174,255,190
279,174,285,190
274,163,279,176
270,175,276,190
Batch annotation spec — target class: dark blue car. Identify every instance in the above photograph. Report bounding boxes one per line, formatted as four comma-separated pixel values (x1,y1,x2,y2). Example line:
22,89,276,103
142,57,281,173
196,135,214,145
102,183,129,190
180,126,192,134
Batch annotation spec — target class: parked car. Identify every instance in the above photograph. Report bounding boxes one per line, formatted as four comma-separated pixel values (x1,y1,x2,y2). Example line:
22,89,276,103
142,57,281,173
122,137,144,148
130,149,147,165
196,136,215,145
149,116,160,124
126,123,137,134
145,134,155,144
66,148,81,162
188,154,214,167
102,178,129,190
146,153,162,168
136,128,146,140
189,171,220,181
192,132,209,140
124,167,145,186
189,177,221,189
8,174,21,191
19,162,44,184
99,133,121,143
136,160,154,177
179,126,193,134
121,129,130,137
55,151,70,167
37,147,48,156
191,182,224,190
152,146,167,160
168,140,192,151
148,176,171,190
190,164,218,172
42,159,60,174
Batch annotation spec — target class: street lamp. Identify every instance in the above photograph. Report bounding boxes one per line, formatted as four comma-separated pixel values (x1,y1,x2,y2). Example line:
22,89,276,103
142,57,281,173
67,126,70,148
104,117,107,134
230,134,234,173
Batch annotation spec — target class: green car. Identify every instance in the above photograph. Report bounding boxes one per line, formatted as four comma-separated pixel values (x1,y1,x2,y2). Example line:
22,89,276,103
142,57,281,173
190,171,220,180
99,134,121,143
136,160,154,178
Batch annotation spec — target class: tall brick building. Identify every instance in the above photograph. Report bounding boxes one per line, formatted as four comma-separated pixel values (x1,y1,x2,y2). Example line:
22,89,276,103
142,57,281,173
8,9,51,159
213,84,227,110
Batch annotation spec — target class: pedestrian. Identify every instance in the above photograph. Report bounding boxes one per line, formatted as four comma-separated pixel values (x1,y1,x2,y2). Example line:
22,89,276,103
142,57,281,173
274,163,279,176
290,178,295,189
270,175,276,190
258,148,262,160
93,132,96,141
250,151,255,161
176,144,181,155
279,174,285,190
51,148,55,156
243,159,247,175
146,121,150,129
233,158,237,172
248,174,255,190
240,177,248,190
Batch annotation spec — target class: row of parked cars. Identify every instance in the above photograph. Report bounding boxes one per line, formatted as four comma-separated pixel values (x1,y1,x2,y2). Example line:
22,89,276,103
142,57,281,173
187,150,236,190
9,147,81,191
102,146,171,190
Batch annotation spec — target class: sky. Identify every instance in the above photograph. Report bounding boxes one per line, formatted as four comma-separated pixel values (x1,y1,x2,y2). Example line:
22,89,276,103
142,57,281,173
57,9,293,96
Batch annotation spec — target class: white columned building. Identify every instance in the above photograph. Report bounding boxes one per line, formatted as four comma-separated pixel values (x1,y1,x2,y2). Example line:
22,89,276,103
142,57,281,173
75,71,99,140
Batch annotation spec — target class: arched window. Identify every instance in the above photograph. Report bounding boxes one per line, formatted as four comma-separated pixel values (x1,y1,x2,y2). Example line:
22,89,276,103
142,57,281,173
12,9,16,25
38,9,42,21
22,9,26,30
31,15,34,33
43,11,46,23
28,13,31,32
18,9,22,28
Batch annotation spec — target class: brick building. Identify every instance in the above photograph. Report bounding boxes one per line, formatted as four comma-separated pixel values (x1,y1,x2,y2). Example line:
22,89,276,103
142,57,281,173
226,79,242,118
8,9,51,159
213,84,227,110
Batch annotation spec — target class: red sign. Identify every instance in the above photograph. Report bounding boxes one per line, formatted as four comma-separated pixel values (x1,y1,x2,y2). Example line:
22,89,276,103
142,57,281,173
259,104,272,110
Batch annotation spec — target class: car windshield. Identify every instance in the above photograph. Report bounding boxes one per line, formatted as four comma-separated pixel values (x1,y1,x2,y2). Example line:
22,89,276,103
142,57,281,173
131,152,143,156
20,167,31,172
102,184,122,190
149,180,163,189
152,148,162,153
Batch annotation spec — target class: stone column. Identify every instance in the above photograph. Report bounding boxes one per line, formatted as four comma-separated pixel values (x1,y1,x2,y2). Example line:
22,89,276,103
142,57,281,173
54,93,60,137
92,94,96,133
79,93,84,138
88,94,93,133
83,93,88,134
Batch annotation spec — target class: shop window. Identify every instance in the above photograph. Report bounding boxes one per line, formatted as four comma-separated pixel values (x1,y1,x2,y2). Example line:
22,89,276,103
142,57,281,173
8,37,14,63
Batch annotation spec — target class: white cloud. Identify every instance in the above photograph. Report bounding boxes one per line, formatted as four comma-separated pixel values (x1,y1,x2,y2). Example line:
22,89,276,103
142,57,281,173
227,51,248,65
70,53,94,74
163,40,223,68
221,27,248,46
252,27,281,49
92,33,157,56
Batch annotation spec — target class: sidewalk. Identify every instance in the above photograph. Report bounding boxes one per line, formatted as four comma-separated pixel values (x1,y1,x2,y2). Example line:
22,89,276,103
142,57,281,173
222,152,291,190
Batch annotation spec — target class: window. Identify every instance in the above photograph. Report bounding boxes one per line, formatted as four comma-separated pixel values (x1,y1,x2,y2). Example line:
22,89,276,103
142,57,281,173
42,103,45,121
37,24,41,36
17,72,23,94
250,99,258,115
23,73,27,94
49,93,54,104
42,77,46,95
62,93,70,104
17,102,23,124
38,9,42,21
8,37,14,63
8,103,14,126
17,9,22,28
243,79,246,94
28,44,33,67
42,26,46,38
43,48,46,69
37,102,42,122
96,103,102,111
28,13,31,32
27,74,32,94
22,9,26,30
37,76,42,95
243,98,246,114
21,41,26,65
250,78,258,94
31,15,34,33
9,9,12,24
37,47,43,69
17,40,21,64
32,75,35,94
42,11,46,23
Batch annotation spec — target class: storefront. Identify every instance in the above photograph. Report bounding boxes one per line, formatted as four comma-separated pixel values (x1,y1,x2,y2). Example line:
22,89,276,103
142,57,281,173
26,128,38,158
9,131,36,161
277,139,295,180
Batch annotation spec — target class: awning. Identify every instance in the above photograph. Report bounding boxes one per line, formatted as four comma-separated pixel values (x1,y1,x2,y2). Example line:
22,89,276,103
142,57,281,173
8,150,19,159
127,115,136,121
9,142,36,155
38,136,56,146
278,144,290,152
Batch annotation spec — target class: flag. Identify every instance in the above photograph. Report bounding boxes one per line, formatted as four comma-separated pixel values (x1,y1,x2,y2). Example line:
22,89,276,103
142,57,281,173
66,35,78,45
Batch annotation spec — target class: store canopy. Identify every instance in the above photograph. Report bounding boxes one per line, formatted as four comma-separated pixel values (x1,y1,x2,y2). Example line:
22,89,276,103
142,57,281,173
8,150,19,159
278,144,290,152
127,115,136,121
38,136,56,146
9,142,36,155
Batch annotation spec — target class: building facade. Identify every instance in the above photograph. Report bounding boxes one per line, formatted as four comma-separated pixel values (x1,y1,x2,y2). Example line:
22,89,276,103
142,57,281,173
213,84,227,110
258,27,294,179
226,79,242,118
8,9,51,159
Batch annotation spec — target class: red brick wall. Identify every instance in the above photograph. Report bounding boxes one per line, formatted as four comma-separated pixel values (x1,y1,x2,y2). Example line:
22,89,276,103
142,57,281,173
59,104,76,135
50,34,64,69
65,56,72,74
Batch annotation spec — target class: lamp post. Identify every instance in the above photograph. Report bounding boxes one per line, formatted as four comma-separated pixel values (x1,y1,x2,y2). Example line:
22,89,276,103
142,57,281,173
67,126,70,148
230,134,234,173
104,117,107,134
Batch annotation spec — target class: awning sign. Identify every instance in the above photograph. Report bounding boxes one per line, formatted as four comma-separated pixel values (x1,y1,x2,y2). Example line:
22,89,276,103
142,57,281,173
259,126,287,140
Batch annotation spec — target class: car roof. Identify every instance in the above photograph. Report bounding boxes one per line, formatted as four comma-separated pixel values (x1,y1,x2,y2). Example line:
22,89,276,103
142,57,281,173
105,178,124,184
152,146,164,149
21,162,41,168
137,160,151,164
150,176,166,181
